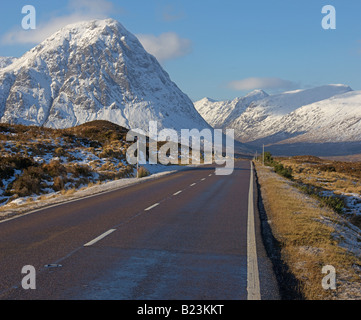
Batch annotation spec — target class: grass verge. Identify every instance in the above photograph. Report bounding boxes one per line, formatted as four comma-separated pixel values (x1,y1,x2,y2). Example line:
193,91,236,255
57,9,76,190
254,161,361,300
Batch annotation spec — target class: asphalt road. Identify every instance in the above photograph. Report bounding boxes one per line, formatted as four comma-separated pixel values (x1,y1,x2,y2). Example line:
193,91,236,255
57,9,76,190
0,160,280,300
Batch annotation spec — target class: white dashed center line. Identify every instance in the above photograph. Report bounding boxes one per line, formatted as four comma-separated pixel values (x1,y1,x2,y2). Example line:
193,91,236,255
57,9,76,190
84,229,116,247
145,203,160,211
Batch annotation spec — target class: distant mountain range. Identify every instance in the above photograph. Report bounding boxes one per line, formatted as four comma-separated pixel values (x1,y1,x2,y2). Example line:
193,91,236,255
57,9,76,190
0,19,210,134
1,18,360,157
195,85,361,156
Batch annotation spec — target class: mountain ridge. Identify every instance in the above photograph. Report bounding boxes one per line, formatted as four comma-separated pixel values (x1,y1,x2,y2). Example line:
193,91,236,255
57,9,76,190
195,84,361,156
0,19,210,134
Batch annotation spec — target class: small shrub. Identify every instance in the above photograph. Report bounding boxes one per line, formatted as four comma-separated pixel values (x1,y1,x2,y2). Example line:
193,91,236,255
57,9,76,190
0,156,35,179
12,166,46,196
298,184,345,215
53,176,65,191
137,166,150,178
319,196,345,215
43,160,67,178
68,164,92,177
55,147,65,156
274,163,293,180
258,152,293,180
320,165,336,172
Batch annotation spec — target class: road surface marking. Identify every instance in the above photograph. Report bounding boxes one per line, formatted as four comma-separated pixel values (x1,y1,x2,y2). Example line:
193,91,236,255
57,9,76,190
247,161,261,300
201,178,206,181
0,169,178,225
209,174,212,177
190,183,196,187
173,190,182,196
145,203,160,211
84,229,116,247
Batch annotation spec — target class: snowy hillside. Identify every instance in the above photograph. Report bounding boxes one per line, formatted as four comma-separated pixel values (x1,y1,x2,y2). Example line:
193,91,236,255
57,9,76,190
277,90,361,143
194,97,241,129
0,57,16,69
194,90,268,129
229,84,353,143
195,84,361,156
250,85,352,117
0,19,210,133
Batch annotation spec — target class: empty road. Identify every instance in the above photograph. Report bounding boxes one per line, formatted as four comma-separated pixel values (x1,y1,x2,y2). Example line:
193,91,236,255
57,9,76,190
0,160,279,300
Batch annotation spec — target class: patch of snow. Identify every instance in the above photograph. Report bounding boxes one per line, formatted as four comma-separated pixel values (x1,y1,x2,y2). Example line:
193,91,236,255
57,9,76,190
0,163,203,220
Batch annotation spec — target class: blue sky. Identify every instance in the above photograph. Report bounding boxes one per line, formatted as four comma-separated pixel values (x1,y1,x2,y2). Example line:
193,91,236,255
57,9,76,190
0,0,360,101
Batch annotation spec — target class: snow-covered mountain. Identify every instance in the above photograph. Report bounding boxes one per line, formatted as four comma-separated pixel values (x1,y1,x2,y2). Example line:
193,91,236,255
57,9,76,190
0,57,17,69
274,90,361,143
228,85,353,143
0,19,210,133
195,85,361,156
194,89,268,129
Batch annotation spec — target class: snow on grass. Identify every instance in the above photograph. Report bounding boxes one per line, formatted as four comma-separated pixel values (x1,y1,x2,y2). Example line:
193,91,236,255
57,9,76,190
0,162,199,221
342,193,361,216
319,189,361,216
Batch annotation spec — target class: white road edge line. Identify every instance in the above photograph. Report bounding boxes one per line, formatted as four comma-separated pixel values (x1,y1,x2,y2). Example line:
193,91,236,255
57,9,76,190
0,167,183,225
145,203,160,211
201,178,206,181
84,229,116,247
190,183,196,187
247,161,261,300
173,191,182,196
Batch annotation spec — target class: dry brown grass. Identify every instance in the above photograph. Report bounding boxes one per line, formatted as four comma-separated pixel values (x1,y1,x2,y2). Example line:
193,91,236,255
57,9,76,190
0,121,138,208
277,156,361,228
255,161,361,300
60,188,76,196
279,156,361,195
137,166,150,178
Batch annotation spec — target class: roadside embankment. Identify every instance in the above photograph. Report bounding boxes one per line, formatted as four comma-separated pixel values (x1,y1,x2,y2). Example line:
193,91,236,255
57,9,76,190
254,161,361,300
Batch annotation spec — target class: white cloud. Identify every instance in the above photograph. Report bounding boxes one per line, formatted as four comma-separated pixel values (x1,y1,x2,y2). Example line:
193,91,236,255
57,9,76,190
227,77,298,91
137,32,192,62
2,0,116,45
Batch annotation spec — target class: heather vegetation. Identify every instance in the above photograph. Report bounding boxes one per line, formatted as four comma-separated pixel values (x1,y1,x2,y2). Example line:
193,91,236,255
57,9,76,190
277,155,361,227
0,121,135,206
257,151,294,180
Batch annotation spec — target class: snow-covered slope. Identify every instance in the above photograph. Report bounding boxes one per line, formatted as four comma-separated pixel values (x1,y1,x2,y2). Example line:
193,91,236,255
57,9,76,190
250,85,352,117
229,84,353,143
194,89,268,128
0,19,210,133
276,90,361,144
196,85,354,142
194,97,241,129
195,84,361,156
0,57,16,69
